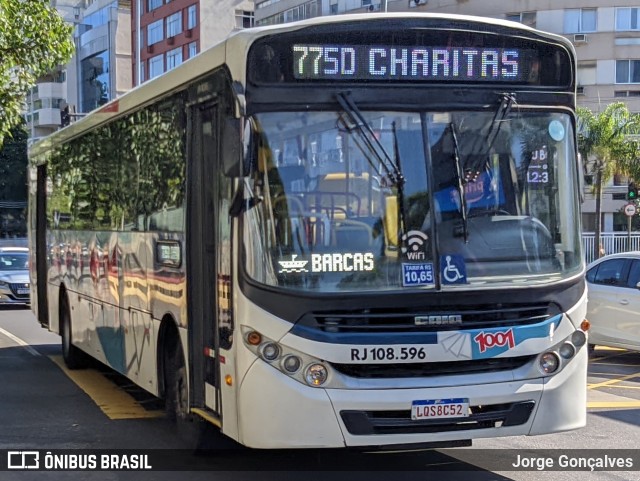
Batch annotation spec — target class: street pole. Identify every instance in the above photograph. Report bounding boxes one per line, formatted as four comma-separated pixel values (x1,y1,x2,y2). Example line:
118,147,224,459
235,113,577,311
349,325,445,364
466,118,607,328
384,0,388,12
628,215,632,251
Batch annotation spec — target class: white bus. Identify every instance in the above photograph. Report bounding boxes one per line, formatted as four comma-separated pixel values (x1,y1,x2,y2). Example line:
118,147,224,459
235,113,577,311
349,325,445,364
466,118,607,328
29,13,588,449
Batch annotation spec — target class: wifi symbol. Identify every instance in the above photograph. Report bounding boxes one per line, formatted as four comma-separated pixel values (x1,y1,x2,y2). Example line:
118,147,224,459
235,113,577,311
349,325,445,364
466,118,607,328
401,230,429,254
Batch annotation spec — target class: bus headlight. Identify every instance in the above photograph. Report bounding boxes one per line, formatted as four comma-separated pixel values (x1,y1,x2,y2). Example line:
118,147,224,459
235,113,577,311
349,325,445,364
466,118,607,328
539,352,560,374
242,326,333,387
261,342,280,362
571,330,587,347
558,342,576,360
305,364,328,386
282,355,301,373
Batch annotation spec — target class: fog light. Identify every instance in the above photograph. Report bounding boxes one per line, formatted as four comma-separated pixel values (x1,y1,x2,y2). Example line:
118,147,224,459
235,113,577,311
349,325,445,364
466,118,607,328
305,363,328,386
539,352,560,374
261,343,280,361
571,330,587,347
559,342,576,359
282,355,301,373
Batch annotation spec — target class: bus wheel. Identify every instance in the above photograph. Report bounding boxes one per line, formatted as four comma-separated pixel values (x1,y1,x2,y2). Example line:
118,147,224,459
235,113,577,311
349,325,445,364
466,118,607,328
60,295,88,369
165,342,188,421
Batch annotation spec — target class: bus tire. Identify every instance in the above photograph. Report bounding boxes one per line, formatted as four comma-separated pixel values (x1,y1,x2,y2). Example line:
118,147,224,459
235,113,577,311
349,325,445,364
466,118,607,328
60,295,88,370
165,341,188,422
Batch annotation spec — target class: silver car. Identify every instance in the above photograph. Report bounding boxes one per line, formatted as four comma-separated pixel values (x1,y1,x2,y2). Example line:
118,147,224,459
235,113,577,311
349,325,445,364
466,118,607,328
586,251,640,352
0,247,30,306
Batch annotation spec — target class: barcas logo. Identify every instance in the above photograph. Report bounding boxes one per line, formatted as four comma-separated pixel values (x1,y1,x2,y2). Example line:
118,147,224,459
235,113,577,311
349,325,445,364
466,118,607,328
278,253,374,273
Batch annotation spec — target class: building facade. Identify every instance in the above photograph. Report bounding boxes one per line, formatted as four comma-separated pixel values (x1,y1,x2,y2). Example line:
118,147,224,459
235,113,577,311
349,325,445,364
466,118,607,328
25,0,78,144
131,0,254,86
254,0,640,233
76,0,132,113
25,0,132,143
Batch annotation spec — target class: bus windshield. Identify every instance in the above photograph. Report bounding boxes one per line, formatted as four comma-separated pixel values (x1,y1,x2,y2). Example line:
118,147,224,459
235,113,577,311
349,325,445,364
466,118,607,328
243,108,581,292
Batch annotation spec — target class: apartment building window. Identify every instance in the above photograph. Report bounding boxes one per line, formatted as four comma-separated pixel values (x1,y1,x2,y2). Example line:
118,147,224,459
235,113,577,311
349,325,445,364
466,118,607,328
187,5,197,29
166,47,183,71
188,42,197,59
147,19,163,45
564,9,597,33
148,0,162,12
167,12,182,37
256,0,281,9
32,98,65,110
258,0,320,25
362,0,372,5
235,10,254,29
149,55,164,79
616,8,640,31
616,60,640,84
505,12,536,28
330,3,338,14
577,61,596,86
615,90,640,97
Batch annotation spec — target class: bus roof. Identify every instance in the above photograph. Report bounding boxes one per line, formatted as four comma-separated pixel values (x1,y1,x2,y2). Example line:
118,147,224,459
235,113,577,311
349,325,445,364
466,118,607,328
29,12,573,160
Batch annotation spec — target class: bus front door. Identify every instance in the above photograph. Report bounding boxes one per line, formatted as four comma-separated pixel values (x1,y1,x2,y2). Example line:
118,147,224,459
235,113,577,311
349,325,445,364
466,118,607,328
187,100,222,418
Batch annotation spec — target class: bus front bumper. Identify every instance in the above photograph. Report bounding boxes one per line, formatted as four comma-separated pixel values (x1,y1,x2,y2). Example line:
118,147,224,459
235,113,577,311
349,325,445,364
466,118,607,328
237,348,587,449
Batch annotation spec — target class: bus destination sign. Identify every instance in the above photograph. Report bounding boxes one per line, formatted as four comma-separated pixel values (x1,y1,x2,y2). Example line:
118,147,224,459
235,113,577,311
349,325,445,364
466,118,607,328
292,44,532,82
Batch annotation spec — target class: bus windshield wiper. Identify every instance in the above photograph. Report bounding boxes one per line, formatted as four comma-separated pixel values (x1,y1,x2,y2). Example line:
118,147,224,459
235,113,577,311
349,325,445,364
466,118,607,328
336,92,405,187
465,93,515,175
335,92,407,238
450,123,469,243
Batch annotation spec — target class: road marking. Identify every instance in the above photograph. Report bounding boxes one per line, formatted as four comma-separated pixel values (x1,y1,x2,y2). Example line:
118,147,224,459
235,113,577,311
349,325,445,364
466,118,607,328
595,385,640,390
49,355,163,420
591,363,640,367
0,326,40,356
588,401,640,408
588,370,640,390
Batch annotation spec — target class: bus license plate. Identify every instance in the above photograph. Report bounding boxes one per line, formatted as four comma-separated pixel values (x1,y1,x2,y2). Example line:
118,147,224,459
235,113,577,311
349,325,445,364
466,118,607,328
16,288,29,295
411,398,469,420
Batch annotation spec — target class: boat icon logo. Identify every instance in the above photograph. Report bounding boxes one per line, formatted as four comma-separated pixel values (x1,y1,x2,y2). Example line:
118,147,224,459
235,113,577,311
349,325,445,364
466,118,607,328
278,255,309,273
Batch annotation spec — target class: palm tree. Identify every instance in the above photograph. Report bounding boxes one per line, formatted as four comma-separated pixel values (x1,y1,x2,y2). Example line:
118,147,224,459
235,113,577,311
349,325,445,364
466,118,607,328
577,102,640,260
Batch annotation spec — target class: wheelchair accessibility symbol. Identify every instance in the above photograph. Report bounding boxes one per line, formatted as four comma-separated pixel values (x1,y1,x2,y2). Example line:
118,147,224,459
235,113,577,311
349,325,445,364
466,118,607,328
441,255,467,284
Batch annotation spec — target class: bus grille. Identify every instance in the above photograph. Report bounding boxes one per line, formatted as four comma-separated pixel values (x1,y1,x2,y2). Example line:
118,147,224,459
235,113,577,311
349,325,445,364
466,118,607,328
340,401,535,435
301,304,557,333
330,355,535,379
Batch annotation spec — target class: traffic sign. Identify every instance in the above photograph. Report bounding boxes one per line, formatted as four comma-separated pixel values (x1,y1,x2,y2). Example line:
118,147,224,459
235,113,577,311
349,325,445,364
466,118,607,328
624,203,637,217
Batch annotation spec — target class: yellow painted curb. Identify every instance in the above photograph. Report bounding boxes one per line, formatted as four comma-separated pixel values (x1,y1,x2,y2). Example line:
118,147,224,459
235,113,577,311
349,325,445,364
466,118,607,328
49,355,163,420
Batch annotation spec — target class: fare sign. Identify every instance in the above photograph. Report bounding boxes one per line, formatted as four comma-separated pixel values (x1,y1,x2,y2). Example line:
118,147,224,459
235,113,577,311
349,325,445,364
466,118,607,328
292,44,530,82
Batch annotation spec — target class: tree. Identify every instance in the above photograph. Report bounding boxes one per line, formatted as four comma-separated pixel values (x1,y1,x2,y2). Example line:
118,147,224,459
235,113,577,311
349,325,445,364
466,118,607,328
0,120,28,236
0,120,27,202
577,102,640,260
0,0,74,146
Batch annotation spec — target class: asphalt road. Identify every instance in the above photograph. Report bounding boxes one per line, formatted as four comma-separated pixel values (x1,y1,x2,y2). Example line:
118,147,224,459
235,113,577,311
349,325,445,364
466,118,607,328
1,307,639,480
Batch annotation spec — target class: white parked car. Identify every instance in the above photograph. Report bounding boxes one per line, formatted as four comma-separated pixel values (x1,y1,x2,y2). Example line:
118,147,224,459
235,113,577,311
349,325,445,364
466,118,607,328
586,251,640,351
0,247,30,306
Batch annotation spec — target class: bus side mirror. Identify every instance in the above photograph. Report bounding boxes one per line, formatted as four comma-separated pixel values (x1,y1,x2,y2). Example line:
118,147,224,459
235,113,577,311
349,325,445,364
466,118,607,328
222,118,253,178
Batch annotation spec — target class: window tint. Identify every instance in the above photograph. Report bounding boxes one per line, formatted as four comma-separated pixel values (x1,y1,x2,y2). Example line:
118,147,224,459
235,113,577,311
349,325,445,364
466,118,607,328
593,259,627,286
628,260,640,288
586,264,599,283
